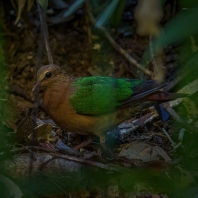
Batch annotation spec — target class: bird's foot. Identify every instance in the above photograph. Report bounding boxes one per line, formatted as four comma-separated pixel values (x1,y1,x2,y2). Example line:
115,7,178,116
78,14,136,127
99,143,116,161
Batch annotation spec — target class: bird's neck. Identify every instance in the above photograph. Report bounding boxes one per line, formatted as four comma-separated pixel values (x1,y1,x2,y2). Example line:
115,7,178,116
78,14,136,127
43,76,71,111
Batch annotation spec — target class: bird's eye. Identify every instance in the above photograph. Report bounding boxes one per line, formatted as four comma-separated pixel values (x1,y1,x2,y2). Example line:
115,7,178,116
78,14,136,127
45,72,52,78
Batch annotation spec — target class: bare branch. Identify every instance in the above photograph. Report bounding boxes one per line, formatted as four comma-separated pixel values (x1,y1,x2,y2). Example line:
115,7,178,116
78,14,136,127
85,0,152,77
37,1,53,65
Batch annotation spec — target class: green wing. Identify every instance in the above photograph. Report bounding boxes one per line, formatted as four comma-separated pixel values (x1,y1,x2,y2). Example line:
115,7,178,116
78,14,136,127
69,76,142,115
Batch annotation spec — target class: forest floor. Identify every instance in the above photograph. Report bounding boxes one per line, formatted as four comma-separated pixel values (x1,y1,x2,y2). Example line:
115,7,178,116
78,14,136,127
1,1,198,198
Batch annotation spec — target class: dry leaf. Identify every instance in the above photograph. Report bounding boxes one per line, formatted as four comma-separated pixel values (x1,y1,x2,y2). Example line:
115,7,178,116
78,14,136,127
119,141,171,162
14,0,34,25
33,123,53,142
27,0,34,11
91,34,99,40
93,43,101,51
15,108,33,143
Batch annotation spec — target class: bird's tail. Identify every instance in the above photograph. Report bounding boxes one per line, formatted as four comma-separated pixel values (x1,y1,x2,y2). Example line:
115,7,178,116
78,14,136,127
120,80,188,108
145,91,189,101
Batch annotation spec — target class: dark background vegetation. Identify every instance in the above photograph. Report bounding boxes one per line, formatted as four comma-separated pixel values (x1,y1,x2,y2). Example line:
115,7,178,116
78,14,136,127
1,0,198,197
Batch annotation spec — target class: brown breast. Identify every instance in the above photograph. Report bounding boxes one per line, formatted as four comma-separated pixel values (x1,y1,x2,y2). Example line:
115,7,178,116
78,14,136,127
42,79,117,137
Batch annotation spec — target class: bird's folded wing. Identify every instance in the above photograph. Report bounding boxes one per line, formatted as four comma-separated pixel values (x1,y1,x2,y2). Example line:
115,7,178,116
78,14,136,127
69,76,157,115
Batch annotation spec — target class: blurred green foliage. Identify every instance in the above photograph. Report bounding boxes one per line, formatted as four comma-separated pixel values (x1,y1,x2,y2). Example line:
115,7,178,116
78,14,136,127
61,0,127,29
110,0,127,28
95,0,121,28
153,9,198,54
179,0,198,8
38,0,48,11
143,2,198,84
0,24,7,131
1,0,198,197
63,0,84,18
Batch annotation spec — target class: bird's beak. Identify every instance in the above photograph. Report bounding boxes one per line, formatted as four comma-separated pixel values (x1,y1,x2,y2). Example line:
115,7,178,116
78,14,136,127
32,81,41,92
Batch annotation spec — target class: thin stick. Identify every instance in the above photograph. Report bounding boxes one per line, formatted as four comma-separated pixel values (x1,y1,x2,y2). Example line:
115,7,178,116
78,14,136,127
149,35,165,82
37,2,53,65
7,146,58,155
149,35,158,74
51,153,132,173
119,79,198,138
163,103,197,133
85,0,152,76
162,128,176,147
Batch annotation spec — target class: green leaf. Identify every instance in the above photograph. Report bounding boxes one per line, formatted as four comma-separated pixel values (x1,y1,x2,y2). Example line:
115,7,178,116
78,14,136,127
96,0,120,28
37,0,48,11
179,0,198,8
156,10,198,50
110,0,127,28
48,0,68,9
142,7,198,62
161,0,166,6
63,0,84,18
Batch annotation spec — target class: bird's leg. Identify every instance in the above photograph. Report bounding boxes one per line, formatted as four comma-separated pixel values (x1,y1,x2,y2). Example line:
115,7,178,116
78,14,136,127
72,135,93,151
99,135,116,160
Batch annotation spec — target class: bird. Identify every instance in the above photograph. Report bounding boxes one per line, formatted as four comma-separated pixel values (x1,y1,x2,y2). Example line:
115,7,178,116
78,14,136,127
32,64,185,155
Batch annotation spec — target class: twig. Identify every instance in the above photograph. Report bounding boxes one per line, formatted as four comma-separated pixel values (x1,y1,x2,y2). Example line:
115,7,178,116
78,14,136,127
85,0,152,77
51,153,132,173
163,103,197,133
162,128,176,147
172,0,177,18
171,119,192,152
149,35,158,72
85,1,92,44
38,156,57,171
37,2,53,64
119,79,198,138
119,112,158,139
8,146,58,155
171,142,182,152
149,35,165,82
